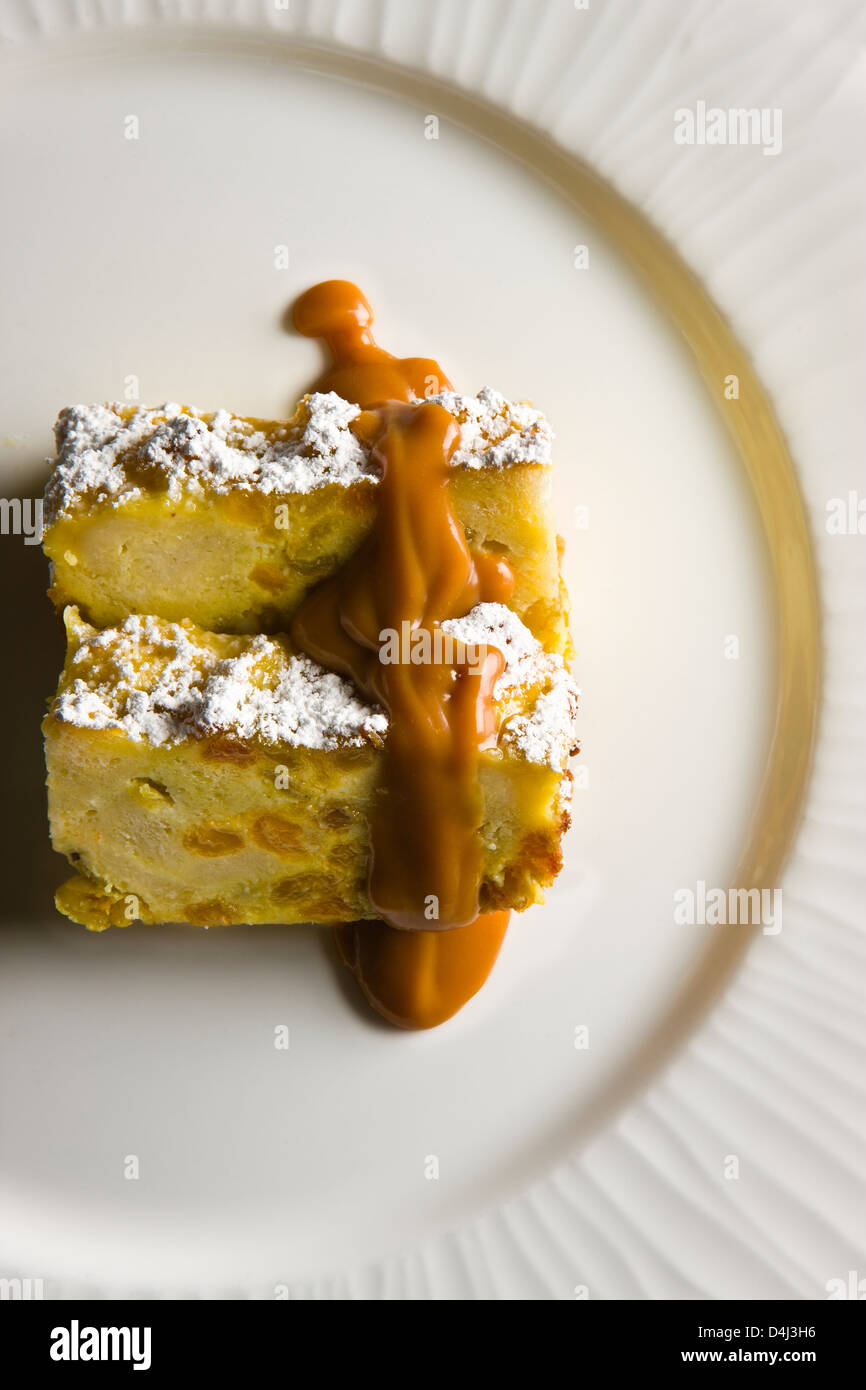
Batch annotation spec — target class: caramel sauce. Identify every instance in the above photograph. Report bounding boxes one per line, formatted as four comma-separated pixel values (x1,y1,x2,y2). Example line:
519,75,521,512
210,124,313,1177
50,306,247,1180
335,912,510,1031
291,280,512,1025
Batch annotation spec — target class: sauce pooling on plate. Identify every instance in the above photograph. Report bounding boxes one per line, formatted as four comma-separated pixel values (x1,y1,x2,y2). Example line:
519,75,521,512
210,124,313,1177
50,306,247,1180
291,280,511,1027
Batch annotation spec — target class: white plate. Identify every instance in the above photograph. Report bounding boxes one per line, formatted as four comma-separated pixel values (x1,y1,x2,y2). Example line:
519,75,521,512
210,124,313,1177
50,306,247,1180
0,0,862,1299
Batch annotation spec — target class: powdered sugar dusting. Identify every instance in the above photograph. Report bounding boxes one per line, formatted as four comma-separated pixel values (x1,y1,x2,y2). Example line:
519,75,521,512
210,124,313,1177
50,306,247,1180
443,602,543,692
44,394,373,523
52,603,575,767
498,669,580,770
445,603,579,770
426,386,553,469
53,605,577,769
44,388,552,523
53,610,387,751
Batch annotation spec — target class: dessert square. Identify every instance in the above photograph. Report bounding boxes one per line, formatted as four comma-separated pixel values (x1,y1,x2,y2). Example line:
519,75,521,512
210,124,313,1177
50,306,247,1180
44,605,578,930
42,389,568,652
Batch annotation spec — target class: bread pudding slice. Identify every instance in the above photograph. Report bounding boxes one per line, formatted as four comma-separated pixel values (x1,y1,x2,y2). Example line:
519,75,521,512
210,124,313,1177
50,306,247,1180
42,389,567,652
44,606,578,931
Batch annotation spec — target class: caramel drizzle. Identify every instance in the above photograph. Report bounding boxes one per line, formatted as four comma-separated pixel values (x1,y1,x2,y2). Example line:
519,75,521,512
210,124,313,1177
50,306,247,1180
291,281,511,1026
